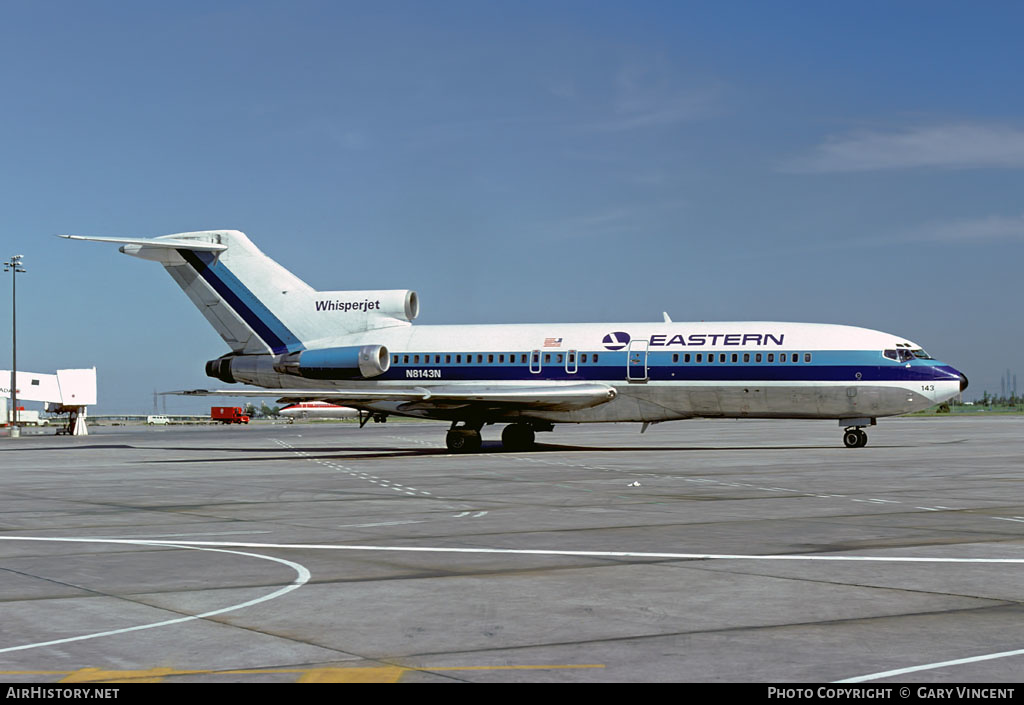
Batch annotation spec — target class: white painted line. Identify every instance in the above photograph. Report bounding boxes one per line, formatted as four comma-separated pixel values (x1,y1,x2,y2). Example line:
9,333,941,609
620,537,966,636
6,536,1021,565
836,647,1024,683
0,538,310,655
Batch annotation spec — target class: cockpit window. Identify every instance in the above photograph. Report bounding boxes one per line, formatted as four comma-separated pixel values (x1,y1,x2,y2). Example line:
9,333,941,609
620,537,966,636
911,349,932,360
883,349,917,362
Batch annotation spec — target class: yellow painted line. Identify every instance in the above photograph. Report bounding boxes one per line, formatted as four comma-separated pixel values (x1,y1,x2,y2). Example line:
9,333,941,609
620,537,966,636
298,667,406,683
422,664,604,671
0,663,605,683
61,668,177,683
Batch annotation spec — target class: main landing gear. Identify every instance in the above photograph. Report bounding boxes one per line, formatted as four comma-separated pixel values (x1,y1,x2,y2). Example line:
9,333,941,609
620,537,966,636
501,423,536,452
446,421,483,453
445,421,548,453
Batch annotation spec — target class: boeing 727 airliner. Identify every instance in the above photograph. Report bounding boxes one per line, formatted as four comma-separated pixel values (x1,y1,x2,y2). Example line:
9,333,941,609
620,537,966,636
63,230,968,452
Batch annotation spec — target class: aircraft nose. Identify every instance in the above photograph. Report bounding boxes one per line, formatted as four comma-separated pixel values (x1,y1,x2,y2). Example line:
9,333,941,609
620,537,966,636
960,373,969,392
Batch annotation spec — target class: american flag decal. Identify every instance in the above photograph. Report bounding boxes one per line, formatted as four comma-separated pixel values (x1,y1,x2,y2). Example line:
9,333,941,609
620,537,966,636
543,337,563,347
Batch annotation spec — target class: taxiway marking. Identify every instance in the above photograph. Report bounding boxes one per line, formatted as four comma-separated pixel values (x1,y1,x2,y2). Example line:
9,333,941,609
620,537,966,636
0,539,310,655
1,535,1020,680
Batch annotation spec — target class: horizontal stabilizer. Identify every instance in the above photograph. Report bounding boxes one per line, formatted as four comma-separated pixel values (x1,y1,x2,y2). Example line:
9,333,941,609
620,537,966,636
58,234,227,252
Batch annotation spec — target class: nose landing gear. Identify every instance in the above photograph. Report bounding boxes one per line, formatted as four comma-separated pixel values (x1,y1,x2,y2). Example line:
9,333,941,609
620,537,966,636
840,418,874,448
843,428,868,448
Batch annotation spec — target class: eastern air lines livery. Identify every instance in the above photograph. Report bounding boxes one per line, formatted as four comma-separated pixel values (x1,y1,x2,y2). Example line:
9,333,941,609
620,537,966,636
63,230,968,452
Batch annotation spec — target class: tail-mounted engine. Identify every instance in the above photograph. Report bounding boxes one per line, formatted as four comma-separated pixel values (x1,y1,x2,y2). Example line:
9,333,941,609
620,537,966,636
206,345,390,386
274,345,390,380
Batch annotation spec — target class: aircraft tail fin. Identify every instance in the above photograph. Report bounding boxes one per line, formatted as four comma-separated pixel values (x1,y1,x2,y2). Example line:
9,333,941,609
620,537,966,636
60,230,418,355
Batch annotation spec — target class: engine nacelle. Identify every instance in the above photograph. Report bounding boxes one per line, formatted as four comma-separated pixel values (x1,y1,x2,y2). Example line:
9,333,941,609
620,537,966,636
274,345,390,380
312,290,419,325
206,345,390,386
206,354,285,388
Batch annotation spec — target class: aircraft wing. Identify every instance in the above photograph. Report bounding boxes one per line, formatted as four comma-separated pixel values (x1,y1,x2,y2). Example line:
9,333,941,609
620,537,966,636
170,383,617,412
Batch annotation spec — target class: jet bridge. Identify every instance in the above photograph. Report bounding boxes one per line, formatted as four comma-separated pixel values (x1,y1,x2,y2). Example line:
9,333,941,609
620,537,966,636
1,368,97,435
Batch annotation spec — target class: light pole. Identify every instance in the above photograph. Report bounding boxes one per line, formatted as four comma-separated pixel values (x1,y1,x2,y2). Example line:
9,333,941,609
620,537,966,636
3,255,25,438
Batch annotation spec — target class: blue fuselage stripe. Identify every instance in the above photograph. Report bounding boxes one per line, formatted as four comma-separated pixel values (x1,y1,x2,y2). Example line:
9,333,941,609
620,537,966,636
382,355,962,384
179,249,304,355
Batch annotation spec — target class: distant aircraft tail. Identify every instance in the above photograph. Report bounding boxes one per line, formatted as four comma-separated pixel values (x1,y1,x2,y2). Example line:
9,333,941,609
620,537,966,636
60,230,418,355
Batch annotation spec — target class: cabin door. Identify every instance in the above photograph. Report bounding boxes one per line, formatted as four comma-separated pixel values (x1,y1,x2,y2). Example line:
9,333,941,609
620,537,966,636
627,340,649,381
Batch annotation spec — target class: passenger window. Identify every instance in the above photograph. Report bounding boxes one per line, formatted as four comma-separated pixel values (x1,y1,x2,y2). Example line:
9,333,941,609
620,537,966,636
544,354,551,363
804,353,812,363
684,354,691,363
403,355,409,364
672,353,679,363
768,354,774,362
696,353,703,363
582,353,588,363
592,354,599,363
498,354,504,363
393,355,399,365
568,353,575,363
488,355,494,363
719,353,726,363
456,354,462,363
476,354,483,364
731,353,738,363
756,353,762,363
445,355,451,363
780,353,787,362
743,353,750,363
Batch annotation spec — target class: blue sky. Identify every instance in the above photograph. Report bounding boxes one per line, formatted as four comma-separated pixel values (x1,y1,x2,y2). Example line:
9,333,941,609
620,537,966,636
1,1,1021,412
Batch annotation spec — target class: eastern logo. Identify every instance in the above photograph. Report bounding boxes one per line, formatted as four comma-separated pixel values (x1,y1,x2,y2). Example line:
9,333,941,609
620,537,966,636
602,332,630,350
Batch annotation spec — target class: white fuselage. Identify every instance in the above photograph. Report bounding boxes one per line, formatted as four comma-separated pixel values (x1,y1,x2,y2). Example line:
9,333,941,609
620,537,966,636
278,402,360,419
227,320,965,424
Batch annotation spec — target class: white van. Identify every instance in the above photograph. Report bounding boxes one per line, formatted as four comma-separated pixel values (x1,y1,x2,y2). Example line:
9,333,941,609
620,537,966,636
146,415,170,425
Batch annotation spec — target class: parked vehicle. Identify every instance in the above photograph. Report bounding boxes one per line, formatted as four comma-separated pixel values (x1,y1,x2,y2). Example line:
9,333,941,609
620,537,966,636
211,406,250,424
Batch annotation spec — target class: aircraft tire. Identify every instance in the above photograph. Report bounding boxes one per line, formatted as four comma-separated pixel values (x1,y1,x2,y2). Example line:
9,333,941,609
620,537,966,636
446,429,482,453
501,424,536,451
843,429,868,448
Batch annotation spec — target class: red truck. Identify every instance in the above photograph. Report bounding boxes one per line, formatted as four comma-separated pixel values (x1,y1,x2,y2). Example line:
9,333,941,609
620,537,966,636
211,406,250,424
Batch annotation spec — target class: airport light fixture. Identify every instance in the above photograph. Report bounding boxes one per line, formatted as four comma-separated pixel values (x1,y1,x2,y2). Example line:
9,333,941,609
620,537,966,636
3,255,25,437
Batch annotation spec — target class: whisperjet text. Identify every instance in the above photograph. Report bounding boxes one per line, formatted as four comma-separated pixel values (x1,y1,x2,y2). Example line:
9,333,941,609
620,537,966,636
315,299,381,313
648,333,784,347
